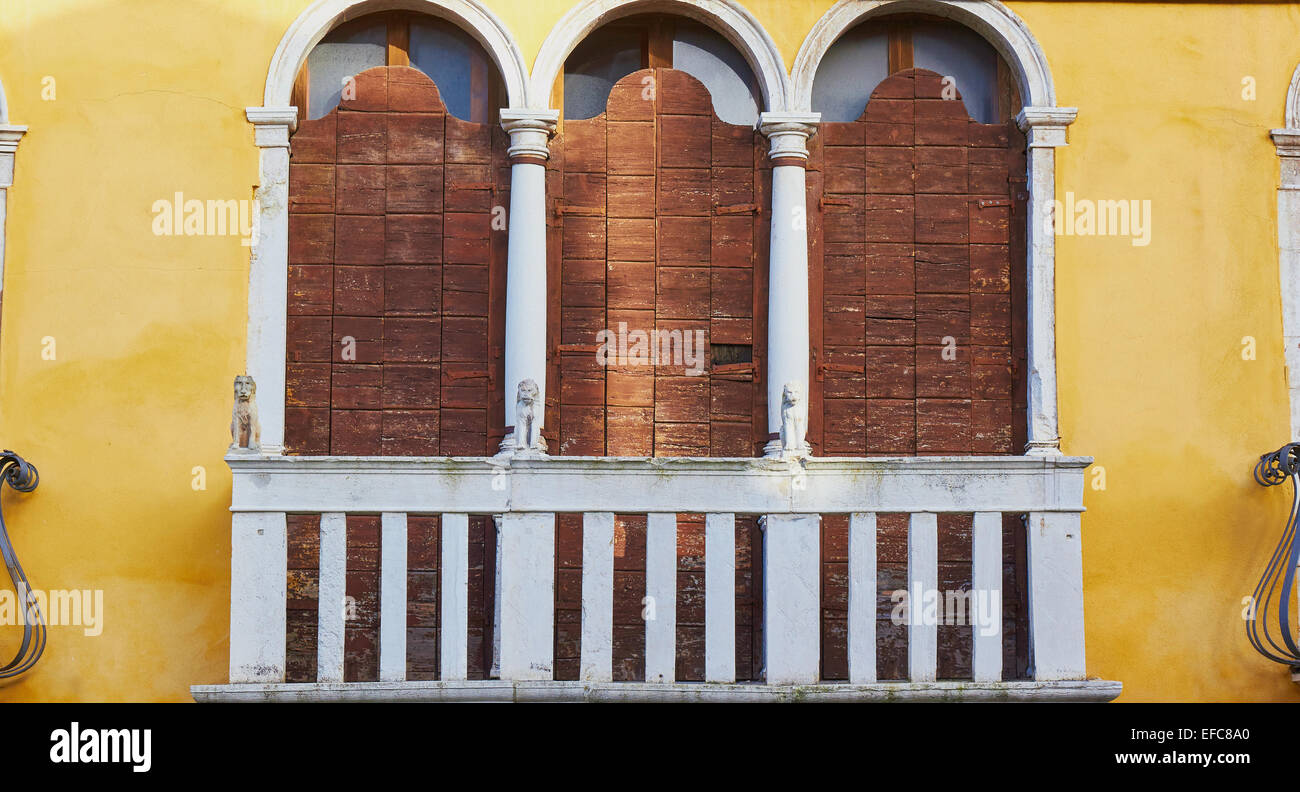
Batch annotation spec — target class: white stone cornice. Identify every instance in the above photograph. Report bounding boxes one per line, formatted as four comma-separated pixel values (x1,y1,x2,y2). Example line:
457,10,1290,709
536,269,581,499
1016,106,1078,148
500,109,558,160
0,125,27,188
1273,129,1300,190
0,124,27,155
758,111,820,160
246,106,298,148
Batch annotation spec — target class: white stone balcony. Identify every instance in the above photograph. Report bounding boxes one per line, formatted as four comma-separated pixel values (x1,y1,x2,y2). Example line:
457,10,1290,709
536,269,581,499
191,453,1121,703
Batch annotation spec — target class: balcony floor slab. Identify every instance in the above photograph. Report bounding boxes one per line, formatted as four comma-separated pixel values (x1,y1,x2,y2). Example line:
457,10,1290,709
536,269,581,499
192,679,1122,703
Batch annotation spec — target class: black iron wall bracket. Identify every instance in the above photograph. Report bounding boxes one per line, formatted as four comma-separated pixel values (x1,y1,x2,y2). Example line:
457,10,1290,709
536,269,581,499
0,450,42,680
1250,442,1300,675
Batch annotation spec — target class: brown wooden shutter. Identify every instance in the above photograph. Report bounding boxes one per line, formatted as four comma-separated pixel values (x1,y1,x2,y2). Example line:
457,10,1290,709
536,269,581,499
548,68,766,458
285,66,507,457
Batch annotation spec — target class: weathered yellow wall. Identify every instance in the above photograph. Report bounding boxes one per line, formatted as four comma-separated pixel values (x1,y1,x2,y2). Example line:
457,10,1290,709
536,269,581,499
0,0,1297,702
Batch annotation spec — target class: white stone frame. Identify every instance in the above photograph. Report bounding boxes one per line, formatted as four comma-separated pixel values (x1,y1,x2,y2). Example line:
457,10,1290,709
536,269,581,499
528,0,792,112
793,0,1077,454
244,0,531,453
1271,64,1300,439
0,77,28,318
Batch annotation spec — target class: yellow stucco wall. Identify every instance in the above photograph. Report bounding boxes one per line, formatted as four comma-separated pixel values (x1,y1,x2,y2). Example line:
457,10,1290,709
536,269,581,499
0,0,1297,702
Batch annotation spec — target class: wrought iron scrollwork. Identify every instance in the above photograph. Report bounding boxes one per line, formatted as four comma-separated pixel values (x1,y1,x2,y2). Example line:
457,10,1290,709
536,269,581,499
0,450,43,679
1249,442,1300,669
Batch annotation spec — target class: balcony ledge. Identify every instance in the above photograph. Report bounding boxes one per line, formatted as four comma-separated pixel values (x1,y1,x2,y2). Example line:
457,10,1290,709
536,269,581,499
192,679,1122,703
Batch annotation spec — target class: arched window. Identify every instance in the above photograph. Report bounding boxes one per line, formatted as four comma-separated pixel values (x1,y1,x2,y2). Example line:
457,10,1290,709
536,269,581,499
811,15,1018,124
298,12,505,122
284,14,510,459
559,14,761,126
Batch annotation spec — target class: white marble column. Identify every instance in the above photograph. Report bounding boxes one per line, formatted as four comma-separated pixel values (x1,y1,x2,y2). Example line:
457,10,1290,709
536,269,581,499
0,124,28,318
1016,107,1078,455
758,112,820,459
244,107,298,456
499,110,559,455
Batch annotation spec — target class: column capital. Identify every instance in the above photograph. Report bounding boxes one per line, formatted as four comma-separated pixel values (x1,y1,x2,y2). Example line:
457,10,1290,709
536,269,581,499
500,109,559,163
0,125,27,188
1273,129,1300,189
759,111,820,163
0,124,28,156
1016,106,1078,148
246,107,298,148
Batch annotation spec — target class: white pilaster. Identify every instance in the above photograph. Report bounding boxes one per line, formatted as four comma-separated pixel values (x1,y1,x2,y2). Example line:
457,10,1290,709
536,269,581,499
759,112,819,458
762,513,820,684
498,511,555,680
229,512,287,683
1016,107,1078,455
245,106,297,456
1026,511,1087,680
1272,128,1300,440
499,110,559,455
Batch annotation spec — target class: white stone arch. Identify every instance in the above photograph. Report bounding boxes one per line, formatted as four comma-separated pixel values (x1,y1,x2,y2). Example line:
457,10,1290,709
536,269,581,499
1270,65,1300,438
262,0,530,110
528,0,791,112
793,0,1075,454
791,0,1054,112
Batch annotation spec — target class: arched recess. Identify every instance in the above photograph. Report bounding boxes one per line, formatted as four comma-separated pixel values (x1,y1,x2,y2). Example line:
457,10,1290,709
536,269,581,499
791,0,1054,112
246,0,529,455
530,0,791,113
1270,63,1300,439
0,75,28,330
796,0,1073,456
263,0,529,110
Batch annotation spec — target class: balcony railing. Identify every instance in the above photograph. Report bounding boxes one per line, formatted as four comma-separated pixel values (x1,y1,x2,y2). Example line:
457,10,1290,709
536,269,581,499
191,454,1121,702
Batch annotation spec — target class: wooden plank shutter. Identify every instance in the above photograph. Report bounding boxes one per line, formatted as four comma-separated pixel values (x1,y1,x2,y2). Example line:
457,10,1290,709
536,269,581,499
285,65,507,457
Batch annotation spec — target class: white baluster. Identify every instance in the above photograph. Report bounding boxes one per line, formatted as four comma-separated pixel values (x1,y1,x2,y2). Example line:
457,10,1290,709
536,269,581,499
581,512,615,682
907,512,938,682
441,513,469,681
316,512,347,683
645,513,678,683
848,512,877,684
374,513,404,682
972,512,1003,682
705,513,736,683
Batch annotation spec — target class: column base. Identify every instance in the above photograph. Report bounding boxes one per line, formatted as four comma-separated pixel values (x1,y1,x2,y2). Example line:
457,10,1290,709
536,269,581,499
762,439,811,461
497,432,550,458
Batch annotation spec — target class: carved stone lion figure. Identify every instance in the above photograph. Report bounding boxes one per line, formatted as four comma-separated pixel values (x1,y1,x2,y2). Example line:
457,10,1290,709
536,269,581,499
230,375,260,451
514,379,546,452
779,381,806,458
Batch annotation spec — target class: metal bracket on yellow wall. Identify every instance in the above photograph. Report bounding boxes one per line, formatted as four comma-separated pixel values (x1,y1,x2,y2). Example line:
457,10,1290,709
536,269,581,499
0,450,42,680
